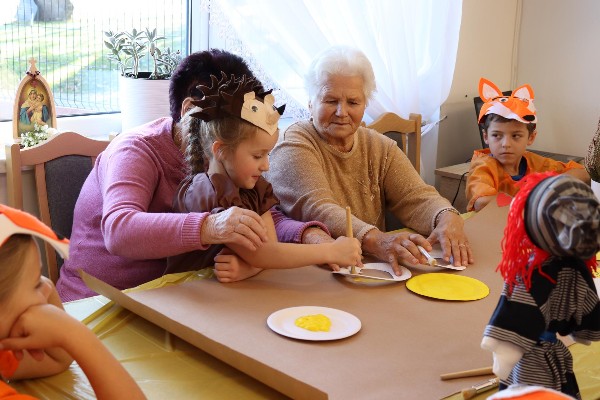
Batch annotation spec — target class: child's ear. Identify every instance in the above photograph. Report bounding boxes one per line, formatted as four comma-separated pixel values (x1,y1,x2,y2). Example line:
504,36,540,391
211,141,224,160
181,97,195,118
527,130,537,145
483,131,489,144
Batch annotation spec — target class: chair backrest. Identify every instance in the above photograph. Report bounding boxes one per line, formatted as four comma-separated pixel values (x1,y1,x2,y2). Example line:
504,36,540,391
364,112,422,231
5,131,110,282
366,112,421,174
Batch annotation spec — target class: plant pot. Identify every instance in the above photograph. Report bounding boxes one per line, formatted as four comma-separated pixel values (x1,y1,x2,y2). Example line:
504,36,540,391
119,72,170,132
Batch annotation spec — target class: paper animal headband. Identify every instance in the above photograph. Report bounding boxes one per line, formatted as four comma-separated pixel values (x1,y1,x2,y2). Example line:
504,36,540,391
190,73,286,135
478,77,537,124
0,204,69,259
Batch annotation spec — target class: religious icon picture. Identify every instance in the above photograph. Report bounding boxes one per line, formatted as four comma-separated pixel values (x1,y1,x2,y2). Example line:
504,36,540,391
12,58,57,140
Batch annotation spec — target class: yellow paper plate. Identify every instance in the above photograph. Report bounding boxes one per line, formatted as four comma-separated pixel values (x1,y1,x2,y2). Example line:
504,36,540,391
406,273,489,301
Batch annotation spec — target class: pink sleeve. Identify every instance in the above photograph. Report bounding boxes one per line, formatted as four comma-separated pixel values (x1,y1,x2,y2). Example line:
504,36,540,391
270,206,330,243
99,136,209,259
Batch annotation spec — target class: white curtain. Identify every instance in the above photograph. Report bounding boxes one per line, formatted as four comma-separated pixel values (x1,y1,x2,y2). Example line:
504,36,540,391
208,0,462,125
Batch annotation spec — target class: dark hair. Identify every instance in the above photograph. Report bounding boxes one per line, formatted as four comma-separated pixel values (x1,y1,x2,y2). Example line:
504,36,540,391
480,113,536,135
169,49,261,122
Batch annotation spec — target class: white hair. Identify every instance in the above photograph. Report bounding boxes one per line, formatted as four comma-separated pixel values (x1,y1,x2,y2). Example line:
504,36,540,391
305,45,377,105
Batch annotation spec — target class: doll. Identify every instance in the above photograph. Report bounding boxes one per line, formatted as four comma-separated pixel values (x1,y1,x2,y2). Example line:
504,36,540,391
481,172,600,399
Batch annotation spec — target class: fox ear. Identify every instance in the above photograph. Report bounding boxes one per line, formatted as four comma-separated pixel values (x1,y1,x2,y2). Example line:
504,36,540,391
479,78,503,102
512,84,534,101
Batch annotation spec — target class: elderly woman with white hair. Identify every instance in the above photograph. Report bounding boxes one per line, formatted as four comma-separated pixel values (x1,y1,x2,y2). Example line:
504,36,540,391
268,45,473,273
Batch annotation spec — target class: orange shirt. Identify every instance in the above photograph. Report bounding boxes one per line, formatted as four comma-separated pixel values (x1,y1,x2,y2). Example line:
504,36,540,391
466,148,584,211
0,351,37,400
0,351,18,381
0,382,37,400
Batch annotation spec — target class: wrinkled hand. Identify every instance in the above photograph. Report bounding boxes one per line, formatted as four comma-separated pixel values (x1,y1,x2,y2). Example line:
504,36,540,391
0,304,74,361
326,236,363,272
213,247,263,283
362,229,430,276
427,212,473,267
202,207,268,251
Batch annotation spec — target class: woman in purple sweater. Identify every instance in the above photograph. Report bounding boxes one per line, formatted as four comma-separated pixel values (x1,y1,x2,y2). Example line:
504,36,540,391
56,50,331,301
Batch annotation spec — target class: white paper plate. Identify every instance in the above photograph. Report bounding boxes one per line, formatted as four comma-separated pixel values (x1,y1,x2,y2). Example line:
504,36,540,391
267,306,361,341
334,262,412,286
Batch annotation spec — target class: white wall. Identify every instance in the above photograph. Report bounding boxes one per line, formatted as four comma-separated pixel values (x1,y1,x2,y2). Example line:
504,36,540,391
516,0,600,156
437,0,519,174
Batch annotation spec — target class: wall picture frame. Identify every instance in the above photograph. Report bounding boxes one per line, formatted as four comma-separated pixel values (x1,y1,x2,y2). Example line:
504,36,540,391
12,57,57,140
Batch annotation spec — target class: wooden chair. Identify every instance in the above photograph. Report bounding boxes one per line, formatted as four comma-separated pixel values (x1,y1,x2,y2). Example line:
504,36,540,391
5,132,110,282
366,112,421,174
364,112,422,231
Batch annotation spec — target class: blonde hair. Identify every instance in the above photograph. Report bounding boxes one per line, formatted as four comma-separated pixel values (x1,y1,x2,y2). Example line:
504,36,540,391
0,235,32,303
182,112,259,175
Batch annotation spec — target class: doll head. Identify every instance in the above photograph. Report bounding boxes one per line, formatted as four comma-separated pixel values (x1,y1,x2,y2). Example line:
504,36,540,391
499,172,600,290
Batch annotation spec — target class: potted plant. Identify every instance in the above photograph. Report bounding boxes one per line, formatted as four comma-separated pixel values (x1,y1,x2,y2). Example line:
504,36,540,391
104,28,182,132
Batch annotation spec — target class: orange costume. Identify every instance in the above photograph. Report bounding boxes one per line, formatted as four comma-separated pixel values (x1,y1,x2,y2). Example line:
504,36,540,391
466,78,584,212
466,148,584,211
0,351,36,400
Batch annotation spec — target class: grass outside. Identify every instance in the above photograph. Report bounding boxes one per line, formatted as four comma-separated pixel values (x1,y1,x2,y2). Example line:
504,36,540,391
0,19,185,113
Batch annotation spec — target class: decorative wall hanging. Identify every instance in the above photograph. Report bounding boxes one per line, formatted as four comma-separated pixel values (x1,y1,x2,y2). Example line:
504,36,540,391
12,57,57,142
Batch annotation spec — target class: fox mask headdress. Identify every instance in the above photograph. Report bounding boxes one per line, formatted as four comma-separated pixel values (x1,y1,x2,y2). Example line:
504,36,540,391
478,77,537,124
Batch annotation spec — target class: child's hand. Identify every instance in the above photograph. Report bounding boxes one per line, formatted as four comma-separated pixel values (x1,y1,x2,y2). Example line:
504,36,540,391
0,304,74,379
214,247,263,282
0,304,75,356
327,236,363,271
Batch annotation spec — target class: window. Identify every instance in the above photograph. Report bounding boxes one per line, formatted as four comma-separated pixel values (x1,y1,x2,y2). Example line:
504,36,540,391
0,0,188,119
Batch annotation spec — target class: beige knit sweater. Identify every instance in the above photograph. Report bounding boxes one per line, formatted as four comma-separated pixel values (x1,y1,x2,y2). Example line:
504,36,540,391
267,120,452,243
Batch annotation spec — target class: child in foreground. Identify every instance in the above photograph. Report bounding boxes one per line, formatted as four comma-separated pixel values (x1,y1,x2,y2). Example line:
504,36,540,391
481,172,600,399
0,204,145,400
168,73,363,281
466,77,588,212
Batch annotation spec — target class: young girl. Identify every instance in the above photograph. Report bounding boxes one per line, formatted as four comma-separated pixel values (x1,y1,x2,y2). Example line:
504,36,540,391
168,73,363,281
0,204,145,400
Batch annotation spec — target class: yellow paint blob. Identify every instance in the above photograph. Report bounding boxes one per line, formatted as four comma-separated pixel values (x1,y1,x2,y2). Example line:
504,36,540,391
295,314,331,332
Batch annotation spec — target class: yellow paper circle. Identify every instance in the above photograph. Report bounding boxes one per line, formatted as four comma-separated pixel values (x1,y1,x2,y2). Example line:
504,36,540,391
406,273,489,301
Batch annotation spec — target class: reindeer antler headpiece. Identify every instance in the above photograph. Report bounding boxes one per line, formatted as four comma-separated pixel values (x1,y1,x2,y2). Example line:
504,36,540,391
190,73,285,135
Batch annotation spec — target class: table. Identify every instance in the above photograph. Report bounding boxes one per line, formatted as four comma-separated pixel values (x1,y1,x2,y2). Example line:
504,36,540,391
435,162,470,213
11,294,600,400
12,202,600,399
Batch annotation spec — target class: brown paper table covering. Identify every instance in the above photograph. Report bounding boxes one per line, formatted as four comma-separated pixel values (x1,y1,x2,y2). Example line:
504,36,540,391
11,294,600,400
74,201,510,399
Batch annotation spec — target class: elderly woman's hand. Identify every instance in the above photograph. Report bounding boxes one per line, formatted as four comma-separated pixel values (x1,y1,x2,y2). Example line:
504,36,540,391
201,207,268,251
362,229,430,276
427,212,474,267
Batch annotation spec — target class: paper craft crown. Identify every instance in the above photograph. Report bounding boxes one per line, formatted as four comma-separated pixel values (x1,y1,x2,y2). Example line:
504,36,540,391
478,77,537,124
0,204,69,259
190,73,285,135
